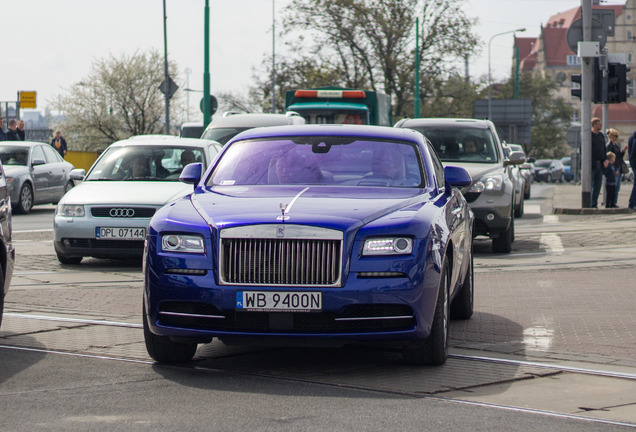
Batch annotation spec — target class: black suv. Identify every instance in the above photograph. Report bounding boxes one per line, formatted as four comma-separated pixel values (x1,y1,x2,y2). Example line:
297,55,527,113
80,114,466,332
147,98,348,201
395,118,524,253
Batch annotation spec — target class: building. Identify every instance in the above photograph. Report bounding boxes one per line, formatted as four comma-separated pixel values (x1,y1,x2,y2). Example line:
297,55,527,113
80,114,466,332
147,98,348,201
516,0,636,145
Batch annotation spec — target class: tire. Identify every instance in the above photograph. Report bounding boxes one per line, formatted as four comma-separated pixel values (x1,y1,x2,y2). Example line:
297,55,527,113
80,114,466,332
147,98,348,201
143,304,197,364
492,214,514,253
0,265,4,329
524,183,531,200
451,252,474,320
559,173,565,183
514,191,524,218
402,257,449,366
16,183,33,214
56,253,82,265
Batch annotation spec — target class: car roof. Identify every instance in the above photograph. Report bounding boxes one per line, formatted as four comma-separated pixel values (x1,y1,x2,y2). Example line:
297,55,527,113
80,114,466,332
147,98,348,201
228,124,426,143
0,141,45,148
205,112,303,128
397,118,494,130
109,135,220,148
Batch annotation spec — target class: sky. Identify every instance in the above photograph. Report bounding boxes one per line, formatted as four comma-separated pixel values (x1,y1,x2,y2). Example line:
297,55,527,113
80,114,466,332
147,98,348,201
1,0,625,121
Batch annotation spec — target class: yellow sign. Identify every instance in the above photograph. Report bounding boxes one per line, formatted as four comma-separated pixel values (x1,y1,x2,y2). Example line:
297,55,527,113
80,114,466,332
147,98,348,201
19,91,37,109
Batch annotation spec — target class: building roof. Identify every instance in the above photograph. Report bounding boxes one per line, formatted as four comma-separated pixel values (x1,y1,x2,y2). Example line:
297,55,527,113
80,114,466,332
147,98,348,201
592,102,636,123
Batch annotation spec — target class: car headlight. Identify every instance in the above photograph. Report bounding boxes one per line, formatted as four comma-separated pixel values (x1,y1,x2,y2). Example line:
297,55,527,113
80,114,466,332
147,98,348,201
161,234,205,253
57,204,85,217
469,174,504,193
362,237,412,256
5,177,14,189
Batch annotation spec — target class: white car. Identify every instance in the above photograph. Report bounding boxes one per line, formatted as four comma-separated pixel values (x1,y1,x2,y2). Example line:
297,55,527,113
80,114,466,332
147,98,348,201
53,136,222,264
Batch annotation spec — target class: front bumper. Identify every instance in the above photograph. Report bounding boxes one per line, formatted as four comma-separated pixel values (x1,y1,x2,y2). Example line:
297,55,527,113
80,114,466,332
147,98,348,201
462,190,512,237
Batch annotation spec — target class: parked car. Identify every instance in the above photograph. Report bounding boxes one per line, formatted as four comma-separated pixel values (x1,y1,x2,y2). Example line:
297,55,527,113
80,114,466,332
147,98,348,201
503,144,526,218
53,136,223,264
0,141,76,214
506,144,532,198
560,156,574,182
623,160,634,182
394,118,524,253
179,122,204,138
0,156,15,329
200,112,305,144
143,125,475,366
533,159,565,183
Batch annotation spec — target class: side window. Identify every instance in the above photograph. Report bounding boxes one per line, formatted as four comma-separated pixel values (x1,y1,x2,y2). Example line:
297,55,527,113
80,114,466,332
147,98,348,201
427,141,445,189
31,145,46,164
42,145,62,163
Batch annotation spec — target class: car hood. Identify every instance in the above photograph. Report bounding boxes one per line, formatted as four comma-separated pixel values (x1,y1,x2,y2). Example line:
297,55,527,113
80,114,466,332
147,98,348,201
443,162,503,181
192,185,429,229
61,181,192,206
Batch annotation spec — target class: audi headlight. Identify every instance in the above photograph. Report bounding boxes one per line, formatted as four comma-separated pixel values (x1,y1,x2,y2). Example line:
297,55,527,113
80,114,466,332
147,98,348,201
5,177,14,191
469,174,504,193
362,237,413,256
161,234,205,253
57,204,85,217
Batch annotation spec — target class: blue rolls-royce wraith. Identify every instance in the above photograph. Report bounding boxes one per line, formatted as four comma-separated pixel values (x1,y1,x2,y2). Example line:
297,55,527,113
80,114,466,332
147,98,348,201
143,125,474,366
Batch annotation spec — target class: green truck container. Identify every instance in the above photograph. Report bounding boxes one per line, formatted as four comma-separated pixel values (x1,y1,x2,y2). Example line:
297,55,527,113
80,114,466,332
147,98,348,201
284,87,393,126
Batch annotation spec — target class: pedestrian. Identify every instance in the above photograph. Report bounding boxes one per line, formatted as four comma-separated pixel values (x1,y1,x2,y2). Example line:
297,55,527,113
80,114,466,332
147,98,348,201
5,119,20,141
0,117,6,141
51,130,67,158
603,152,618,208
605,129,628,207
16,120,25,141
590,117,606,208
629,129,636,210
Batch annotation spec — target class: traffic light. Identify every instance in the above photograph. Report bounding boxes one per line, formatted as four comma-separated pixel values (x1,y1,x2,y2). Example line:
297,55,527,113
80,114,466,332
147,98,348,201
570,58,603,102
571,73,582,99
607,62,628,103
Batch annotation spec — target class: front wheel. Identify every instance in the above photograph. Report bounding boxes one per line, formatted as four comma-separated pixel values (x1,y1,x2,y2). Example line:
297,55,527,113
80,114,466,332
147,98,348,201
403,258,449,366
492,215,514,253
16,183,33,214
143,304,197,364
57,253,82,265
451,253,474,320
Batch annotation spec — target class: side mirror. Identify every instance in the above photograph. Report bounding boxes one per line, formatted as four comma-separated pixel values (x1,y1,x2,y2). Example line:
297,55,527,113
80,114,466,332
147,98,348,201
444,165,472,188
504,150,526,166
31,158,46,166
69,168,86,181
179,162,203,188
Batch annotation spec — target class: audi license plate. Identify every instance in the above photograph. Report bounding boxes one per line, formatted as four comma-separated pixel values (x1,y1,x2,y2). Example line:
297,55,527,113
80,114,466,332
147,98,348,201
96,227,146,240
236,291,322,312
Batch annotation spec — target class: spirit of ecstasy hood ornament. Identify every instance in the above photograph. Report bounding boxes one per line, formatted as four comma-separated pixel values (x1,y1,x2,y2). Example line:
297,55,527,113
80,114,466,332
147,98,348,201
278,202,290,221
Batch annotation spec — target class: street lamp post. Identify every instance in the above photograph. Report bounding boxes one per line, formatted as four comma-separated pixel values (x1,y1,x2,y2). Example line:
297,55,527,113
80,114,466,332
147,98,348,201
488,28,526,120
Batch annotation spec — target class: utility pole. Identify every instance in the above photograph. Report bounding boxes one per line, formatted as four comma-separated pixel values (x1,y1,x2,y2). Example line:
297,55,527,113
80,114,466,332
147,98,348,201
272,0,276,113
162,0,170,134
203,0,211,128
580,0,593,208
414,17,420,118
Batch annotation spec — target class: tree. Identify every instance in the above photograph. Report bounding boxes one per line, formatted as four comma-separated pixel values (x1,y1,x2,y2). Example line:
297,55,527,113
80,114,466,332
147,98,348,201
54,50,185,151
498,72,573,158
247,0,478,118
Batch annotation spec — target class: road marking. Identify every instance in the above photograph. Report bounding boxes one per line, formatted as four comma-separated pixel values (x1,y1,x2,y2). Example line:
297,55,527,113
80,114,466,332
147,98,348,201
4,313,142,328
540,233,564,254
543,215,559,223
524,204,541,214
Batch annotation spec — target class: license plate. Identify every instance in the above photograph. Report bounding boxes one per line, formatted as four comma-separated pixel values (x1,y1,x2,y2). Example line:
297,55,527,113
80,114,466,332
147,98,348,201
236,291,322,312
95,227,146,240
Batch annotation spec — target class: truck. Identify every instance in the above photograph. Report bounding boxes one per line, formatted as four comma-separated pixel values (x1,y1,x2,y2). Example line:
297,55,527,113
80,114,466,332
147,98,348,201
284,87,393,126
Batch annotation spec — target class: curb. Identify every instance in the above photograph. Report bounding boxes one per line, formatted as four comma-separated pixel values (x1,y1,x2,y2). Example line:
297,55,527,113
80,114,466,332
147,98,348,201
553,207,635,215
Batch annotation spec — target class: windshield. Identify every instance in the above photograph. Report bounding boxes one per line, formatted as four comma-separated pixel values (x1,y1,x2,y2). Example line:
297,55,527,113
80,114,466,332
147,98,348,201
208,136,424,188
411,127,499,163
201,127,251,144
534,159,552,168
0,146,28,166
85,145,208,181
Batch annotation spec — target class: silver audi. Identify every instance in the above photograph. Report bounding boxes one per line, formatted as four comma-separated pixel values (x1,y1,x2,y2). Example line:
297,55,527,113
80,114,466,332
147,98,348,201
53,135,222,264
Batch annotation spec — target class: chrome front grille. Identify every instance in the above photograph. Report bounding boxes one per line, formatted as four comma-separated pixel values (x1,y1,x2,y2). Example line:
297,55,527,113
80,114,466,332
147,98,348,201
220,225,343,287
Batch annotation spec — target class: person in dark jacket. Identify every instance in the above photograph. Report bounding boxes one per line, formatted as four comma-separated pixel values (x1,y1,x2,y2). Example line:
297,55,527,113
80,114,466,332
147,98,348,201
0,117,6,141
606,129,628,207
590,118,606,208
603,152,618,208
51,130,67,158
5,119,20,141
629,130,636,210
